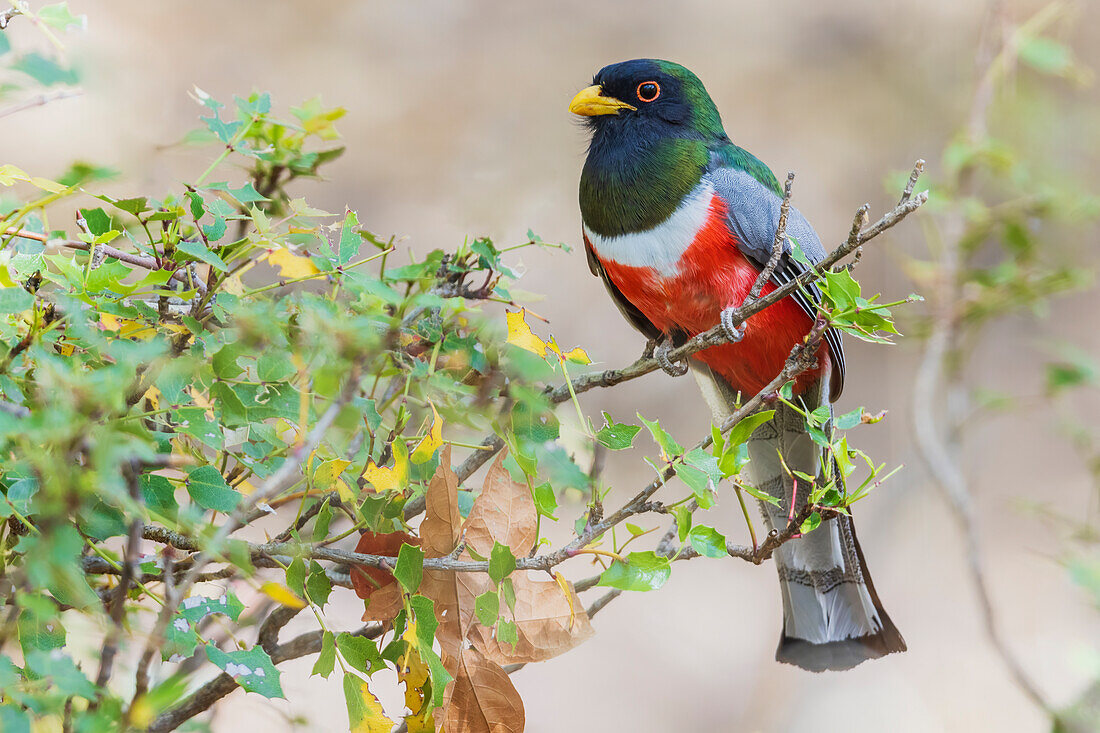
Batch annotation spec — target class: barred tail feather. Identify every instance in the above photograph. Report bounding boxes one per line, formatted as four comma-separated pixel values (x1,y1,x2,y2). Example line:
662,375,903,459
691,362,905,672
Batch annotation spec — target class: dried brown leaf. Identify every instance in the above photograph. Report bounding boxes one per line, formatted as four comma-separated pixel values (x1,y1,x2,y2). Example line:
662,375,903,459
351,530,420,600
421,444,461,558
439,645,524,733
421,566,491,663
468,571,594,665
360,583,404,623
463,450,536,557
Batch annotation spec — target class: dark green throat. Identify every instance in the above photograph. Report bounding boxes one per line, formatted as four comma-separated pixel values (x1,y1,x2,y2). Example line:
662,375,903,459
580,136,708,237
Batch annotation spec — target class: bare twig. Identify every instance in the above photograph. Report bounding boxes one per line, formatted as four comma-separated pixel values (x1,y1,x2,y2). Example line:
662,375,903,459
911,2,1053,717
0,89,83,120
94,464,144,692
747,171,795,304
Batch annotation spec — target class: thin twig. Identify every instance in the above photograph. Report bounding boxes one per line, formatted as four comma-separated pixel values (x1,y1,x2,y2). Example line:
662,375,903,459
0,89,83,120
747,171,795,304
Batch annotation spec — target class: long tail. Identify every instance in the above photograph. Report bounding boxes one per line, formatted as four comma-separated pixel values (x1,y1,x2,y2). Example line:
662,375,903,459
692,362,905,672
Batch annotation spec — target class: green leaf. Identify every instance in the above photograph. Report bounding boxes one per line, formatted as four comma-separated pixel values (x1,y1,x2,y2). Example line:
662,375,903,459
306,561,333,608
37,3,84,30
343,674,389,731
488,542,516,583
595,412,641,450
496,618,518,646
285,557,307,597
206,646,283,699
258,351,295,382
393,543,424,594
726,410,775,448
0,288,33,313
0,705,30,733
336,633,382,675
742,483,781,506
597,551,671,592
671,505,692,543
12,52,78,86
176,239,228,272
676,463,713,504
474,590,499,627
799,511,822,535
1019,35,1074,76
834,408,864,430
212,341,246,378
312,631,336,678
500,576,516,613
185,465,241,513
312,499,333,542
638,414,682,460
78,207,112,236
178,592,245,623
338,209,361,265
531,481,558,520
688,525,727,558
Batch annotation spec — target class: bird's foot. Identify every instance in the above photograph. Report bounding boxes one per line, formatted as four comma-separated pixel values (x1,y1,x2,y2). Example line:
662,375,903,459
654,338,689,377
718,306,747,344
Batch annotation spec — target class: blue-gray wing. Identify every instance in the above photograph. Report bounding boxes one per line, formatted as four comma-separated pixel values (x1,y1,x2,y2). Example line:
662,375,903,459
707,166,846,399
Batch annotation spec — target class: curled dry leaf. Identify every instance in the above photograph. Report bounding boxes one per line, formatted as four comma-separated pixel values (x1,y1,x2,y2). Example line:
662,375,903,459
421,444,462,557
462,450,537,557
418,449,490,660
351,530,420,623
440,645,524,733
469,570,594,665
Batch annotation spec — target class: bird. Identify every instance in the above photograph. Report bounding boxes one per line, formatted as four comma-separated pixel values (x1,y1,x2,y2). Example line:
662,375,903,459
569,59,905,671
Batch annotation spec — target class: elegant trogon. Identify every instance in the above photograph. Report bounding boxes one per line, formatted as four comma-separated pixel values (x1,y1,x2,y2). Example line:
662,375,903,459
570,59,905,671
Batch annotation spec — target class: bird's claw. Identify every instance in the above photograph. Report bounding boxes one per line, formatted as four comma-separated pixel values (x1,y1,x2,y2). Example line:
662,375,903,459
654,339,689,377
719,307,747,343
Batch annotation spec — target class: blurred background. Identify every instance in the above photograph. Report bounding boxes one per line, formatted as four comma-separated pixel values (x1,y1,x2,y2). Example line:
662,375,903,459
4,0,1099,730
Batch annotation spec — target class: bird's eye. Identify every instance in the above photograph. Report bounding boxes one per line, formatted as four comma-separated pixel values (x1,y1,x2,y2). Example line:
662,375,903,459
636,81,661,103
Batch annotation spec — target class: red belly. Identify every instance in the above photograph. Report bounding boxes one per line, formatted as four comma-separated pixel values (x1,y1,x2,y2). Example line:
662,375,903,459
592,195,826,398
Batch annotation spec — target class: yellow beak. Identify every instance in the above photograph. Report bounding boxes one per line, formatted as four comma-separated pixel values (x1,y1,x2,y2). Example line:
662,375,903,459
568,85,636,116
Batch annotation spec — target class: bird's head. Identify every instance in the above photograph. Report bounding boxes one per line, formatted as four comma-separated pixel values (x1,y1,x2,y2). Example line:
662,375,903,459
569,59,726,142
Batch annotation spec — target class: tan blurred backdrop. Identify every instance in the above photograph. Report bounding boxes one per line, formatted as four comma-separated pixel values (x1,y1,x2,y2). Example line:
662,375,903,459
5,1,1100,731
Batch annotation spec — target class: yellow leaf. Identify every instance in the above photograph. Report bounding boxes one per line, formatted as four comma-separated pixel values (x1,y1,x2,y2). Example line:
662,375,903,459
562,346,591,365
553,571,576,630
268,247,318,278
99,313,120,331
410,402,442,464
143,386,161,411
128,695,155,728
398,644,430,714
362,441,408,493
0,164,29,186
259,582,307,609
314,458,351,489
29,176,65,193
505,309,546,357
345,674,394,733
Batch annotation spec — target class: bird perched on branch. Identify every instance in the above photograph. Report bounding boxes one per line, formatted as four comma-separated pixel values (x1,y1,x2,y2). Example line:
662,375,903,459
570,59,905,671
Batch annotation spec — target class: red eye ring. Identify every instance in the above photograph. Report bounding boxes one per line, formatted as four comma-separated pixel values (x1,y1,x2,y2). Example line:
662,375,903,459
636,81,661,102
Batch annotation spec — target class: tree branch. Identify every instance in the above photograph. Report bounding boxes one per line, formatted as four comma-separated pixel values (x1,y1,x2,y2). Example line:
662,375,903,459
422,169,928,497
